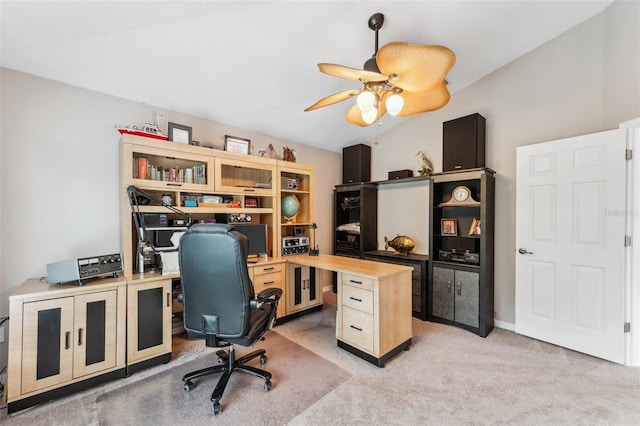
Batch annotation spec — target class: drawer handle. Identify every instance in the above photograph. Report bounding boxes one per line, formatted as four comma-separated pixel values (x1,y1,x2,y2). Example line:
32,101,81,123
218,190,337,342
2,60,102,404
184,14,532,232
349,279,363,285
263,267,274,271
78,328,83,346
264,281,274,285
166,183,182,187
65,331,70,350
349,296,362,302
349,325,363,332
244,188,255,192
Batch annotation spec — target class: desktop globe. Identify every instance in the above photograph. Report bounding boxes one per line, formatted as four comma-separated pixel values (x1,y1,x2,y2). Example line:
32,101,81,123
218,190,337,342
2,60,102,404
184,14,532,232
281,195,300,223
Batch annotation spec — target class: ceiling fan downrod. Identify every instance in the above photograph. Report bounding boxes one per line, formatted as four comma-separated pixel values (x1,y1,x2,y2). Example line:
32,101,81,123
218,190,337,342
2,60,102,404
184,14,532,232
363,13,384,73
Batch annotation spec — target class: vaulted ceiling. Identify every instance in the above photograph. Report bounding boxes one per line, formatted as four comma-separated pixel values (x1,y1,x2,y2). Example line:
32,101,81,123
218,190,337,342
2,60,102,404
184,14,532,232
0,1,613,152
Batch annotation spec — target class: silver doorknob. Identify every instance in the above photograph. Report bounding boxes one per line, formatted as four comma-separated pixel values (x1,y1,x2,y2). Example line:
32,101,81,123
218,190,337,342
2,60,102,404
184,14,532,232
518,248,534,255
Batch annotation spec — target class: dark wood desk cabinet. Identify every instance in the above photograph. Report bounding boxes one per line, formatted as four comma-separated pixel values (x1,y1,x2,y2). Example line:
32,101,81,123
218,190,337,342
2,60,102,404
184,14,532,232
362,250,429,320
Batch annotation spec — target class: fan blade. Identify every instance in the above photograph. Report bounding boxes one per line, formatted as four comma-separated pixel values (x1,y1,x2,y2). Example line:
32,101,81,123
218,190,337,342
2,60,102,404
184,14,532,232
397,83,451,116
305,89,361,111
376,43,455,92
346,102,388,127
318,63,387,82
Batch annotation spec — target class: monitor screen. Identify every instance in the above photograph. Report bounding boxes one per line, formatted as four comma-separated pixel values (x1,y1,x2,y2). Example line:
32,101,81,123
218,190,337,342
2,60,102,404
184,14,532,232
232,223,268,257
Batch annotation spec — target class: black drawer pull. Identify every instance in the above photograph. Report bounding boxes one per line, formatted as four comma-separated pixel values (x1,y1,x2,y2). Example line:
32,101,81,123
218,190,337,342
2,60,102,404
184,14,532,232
263,281,274,285
263,267,274,271
166,183,182,187
349,296,362,302
349,279,363,285
349,325,363,332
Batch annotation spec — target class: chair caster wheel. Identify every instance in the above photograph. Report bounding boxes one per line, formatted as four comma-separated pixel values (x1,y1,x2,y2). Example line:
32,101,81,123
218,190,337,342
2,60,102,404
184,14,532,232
260,354,268,364
184,381,193,392
212,401,221,415
264,380,272,391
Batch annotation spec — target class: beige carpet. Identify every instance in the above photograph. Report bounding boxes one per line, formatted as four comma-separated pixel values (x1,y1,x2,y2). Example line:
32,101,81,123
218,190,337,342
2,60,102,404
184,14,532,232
93,332,350,425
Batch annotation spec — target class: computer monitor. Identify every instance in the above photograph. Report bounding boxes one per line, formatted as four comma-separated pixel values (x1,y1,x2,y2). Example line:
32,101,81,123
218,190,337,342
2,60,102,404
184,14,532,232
232,223,268,257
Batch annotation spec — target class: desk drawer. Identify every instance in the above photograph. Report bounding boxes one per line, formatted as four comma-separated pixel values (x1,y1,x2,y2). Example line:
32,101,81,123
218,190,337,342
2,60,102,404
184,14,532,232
252,272,283,291
341,273,374,291
342,284,373,315
341,306,374,352
253,263,282,276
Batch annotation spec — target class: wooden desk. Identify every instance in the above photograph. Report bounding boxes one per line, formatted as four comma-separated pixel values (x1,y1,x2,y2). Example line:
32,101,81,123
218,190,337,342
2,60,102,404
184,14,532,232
287,254,413,367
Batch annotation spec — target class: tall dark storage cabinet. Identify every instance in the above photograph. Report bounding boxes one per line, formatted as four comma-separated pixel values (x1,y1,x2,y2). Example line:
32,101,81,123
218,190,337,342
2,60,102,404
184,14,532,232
443,113,486,172
334,183,378,257
428,168,495,337
342,144,371,184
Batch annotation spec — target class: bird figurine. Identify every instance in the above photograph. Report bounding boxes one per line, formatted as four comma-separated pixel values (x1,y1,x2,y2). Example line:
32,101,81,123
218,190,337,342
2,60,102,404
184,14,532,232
416,151,433,175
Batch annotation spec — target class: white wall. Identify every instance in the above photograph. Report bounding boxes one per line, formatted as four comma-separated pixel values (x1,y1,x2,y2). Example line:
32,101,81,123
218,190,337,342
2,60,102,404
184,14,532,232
371,0,640,326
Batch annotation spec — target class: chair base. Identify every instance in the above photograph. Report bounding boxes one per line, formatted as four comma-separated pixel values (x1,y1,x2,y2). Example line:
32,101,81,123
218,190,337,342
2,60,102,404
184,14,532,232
182,344,272,414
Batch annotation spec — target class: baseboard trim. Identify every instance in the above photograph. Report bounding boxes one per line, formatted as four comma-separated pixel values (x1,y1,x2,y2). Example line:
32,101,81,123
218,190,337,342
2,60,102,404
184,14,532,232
494,319,515,331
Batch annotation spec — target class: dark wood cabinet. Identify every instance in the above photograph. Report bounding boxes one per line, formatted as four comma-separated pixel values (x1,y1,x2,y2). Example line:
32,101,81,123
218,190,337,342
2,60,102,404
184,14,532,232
362,250,429,320
429,168,495,337
443,113,486,172
334,183,378,257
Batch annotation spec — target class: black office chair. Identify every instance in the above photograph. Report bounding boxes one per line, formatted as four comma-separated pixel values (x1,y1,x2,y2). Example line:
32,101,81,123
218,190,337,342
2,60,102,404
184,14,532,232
178,223,282,414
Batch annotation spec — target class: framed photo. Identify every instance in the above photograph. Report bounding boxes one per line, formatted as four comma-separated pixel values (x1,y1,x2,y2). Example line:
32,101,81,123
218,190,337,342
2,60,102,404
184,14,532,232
441,218,457,236
244,197,259,208
293,227,303,237
168,122,192,144
469,218,481,236
224,135,251,155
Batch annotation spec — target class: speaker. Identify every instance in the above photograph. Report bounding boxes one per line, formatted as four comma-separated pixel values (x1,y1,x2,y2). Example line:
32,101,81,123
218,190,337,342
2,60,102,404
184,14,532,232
443,113,486,172
343,144,371,184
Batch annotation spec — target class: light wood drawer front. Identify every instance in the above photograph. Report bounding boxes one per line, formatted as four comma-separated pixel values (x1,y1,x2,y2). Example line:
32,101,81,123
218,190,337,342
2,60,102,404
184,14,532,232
252,272,282,290
341,306,374,352
253,263,282,276
342,273,374,291
342,285,373,315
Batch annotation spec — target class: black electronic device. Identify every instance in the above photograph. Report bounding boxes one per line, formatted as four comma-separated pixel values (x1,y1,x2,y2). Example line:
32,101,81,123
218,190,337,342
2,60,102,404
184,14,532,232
47,253,122,285
443,113,486,172
232,223,268,257
214,213,252,223
343,143,371,183
281,236,310,256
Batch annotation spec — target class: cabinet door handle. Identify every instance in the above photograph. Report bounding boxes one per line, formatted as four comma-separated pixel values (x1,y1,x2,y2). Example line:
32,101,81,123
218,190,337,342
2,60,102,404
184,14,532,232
349,279,363,285
447,279,451,292
349,296,362,302
78,328,83,346
167,292,171,307
349,325,363,332
65,331,70,350
456,282,461,296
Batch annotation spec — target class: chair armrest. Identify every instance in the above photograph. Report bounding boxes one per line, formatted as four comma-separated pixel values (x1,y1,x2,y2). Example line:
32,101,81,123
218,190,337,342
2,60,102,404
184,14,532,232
250,288,283,309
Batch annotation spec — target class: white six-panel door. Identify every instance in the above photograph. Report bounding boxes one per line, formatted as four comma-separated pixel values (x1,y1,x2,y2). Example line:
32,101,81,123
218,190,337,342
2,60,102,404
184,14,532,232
515,129,628,364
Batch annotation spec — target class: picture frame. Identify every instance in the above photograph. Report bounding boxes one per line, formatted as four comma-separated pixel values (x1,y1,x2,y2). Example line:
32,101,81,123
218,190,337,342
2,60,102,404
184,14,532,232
469,218,481,236
168,122,192,144
293,227,303,237
244,197,259,208
441,218,457,236
224,135,251,155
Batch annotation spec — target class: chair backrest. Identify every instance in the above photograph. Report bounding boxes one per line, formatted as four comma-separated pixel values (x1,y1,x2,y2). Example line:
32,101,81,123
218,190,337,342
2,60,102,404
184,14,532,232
178,223,254,339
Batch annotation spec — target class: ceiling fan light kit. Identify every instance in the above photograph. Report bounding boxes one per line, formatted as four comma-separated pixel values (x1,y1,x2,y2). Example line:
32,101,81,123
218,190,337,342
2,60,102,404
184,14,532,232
305,12,456,127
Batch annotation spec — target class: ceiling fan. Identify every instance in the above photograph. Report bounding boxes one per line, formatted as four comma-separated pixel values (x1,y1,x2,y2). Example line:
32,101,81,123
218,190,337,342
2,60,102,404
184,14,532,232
305,13,456,126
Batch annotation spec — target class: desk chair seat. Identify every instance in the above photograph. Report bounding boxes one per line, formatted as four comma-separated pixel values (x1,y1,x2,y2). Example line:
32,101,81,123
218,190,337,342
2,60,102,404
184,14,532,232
178,224,282,414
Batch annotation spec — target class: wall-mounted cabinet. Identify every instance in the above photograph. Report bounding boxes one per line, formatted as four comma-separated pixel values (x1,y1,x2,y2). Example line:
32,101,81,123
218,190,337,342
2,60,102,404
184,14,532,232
429,168,495,337
120,135,280,273
277,162,314,257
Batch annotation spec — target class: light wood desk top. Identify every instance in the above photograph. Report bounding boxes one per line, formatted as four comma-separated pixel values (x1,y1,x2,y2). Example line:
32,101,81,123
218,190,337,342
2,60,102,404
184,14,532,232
284,253,412,277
